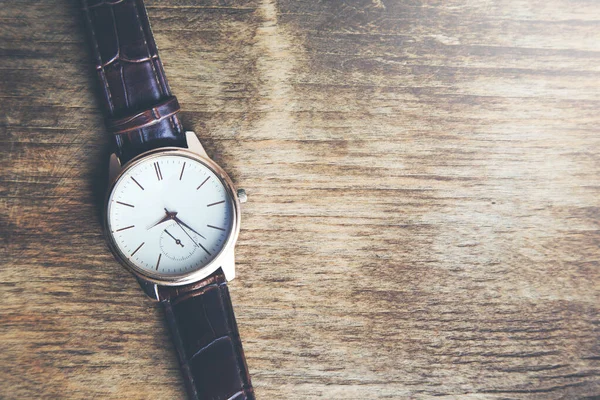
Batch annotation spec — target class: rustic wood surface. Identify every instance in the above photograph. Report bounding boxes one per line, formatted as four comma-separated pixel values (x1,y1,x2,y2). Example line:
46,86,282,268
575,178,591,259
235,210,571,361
2,0,600,398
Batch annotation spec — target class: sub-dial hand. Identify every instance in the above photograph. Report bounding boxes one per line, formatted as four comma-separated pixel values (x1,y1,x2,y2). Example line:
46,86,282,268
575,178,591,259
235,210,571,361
173,219,199,247
164,229,184,247
173,216,207,240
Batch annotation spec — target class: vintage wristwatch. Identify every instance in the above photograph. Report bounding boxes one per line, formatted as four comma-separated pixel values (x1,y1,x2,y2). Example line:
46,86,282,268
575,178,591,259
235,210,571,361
80,1,254,399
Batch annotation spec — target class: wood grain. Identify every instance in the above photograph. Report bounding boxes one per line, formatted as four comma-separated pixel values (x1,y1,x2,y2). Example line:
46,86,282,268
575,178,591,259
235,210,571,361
1,0,600,398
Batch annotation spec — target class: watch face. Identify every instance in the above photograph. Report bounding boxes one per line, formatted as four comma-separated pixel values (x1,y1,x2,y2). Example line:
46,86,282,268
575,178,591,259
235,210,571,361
106,152,236,279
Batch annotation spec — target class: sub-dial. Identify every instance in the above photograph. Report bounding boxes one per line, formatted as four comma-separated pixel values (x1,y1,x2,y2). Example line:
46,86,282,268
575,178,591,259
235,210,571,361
159,222,197,261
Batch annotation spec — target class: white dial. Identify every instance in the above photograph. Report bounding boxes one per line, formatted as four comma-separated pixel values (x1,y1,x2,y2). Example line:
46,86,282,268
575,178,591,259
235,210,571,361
106,153,234,277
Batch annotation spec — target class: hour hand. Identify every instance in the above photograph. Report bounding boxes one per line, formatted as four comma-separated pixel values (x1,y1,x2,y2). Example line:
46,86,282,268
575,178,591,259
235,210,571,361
147,209,177,230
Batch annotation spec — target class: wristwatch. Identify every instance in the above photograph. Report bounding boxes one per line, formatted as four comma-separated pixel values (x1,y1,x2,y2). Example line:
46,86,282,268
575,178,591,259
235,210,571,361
80,1,254,399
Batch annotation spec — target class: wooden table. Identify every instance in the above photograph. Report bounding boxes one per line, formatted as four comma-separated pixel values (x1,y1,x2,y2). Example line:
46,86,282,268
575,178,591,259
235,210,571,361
2,1,599,398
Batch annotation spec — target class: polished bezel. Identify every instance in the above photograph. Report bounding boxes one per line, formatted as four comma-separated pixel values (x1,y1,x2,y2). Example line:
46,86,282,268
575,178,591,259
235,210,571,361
103,146,241,286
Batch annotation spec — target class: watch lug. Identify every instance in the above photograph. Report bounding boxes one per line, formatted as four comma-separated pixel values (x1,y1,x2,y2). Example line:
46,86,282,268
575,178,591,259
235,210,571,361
136,278,160,301
220,250,236,281
108,153,122,184
185,131,209,158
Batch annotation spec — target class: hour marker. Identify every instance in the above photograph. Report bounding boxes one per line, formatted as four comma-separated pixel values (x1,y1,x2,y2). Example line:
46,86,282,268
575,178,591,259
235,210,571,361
198,243,211,256
154,162,163,181
131,177,144,190
156,254,162,270
207,225,225,231
179,162,186,180
197,177,210,190
131,242,145,256
116,225,135,232
207,200,225,207
116,201,134,208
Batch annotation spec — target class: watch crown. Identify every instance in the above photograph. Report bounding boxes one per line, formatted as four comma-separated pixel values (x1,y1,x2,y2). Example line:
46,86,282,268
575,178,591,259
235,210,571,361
237,188,248,204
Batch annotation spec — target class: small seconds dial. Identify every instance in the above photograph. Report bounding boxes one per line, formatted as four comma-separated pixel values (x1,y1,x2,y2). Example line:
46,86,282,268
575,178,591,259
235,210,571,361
106,154,234,276
159,222,198,261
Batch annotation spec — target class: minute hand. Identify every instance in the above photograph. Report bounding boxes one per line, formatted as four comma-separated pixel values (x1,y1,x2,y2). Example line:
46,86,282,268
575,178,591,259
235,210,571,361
173,216,207,240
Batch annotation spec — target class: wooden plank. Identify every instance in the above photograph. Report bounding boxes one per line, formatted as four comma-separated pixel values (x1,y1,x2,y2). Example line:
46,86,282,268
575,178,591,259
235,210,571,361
1,0,599,398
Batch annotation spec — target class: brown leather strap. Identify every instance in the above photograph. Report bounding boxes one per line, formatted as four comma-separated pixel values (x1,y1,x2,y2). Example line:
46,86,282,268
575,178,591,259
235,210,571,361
81,2,253,397
159,272,255,400
81,0,186,163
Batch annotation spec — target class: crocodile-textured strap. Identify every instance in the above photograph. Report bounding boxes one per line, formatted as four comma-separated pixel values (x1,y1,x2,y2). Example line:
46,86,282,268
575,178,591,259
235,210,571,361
81,0,186,163
159,272,255,400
